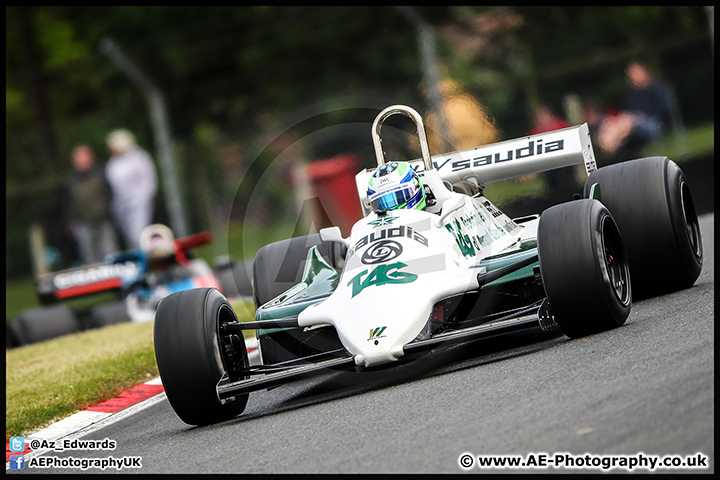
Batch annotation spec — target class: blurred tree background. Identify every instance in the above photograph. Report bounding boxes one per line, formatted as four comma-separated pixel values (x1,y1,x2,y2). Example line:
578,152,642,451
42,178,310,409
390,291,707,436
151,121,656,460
5,6,714,291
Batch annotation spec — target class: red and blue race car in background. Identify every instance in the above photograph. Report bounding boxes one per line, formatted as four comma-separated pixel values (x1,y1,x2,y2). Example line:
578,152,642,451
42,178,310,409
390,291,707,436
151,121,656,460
6,224,253,348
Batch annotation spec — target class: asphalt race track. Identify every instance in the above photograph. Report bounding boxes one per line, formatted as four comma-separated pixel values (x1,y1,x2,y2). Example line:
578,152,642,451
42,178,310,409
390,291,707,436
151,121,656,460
14,213,714,474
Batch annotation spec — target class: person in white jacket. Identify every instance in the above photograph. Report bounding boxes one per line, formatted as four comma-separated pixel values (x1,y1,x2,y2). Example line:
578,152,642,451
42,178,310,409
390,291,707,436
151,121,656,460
105,129,158,249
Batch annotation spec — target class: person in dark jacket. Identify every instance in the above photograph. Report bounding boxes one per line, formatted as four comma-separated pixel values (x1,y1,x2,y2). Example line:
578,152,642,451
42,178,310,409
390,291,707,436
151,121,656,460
597,61,674,159
67,144,119,264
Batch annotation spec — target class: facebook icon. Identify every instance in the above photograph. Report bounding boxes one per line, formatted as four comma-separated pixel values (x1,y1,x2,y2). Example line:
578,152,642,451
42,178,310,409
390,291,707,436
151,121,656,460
9,455,25,470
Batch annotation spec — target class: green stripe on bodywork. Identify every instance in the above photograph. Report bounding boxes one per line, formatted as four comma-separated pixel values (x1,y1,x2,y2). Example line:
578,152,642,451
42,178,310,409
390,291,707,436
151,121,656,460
472,244,539,286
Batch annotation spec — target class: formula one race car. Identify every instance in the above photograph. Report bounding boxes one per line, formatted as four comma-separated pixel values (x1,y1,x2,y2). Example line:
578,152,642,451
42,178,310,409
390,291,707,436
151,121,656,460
154,105,703,426
7,224,253,348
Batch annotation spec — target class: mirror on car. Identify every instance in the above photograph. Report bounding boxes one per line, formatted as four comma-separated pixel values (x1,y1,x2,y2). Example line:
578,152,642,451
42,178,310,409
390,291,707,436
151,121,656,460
319,226,349,247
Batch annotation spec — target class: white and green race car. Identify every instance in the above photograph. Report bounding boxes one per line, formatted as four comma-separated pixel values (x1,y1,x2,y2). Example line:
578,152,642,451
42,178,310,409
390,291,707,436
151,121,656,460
153,105,703,426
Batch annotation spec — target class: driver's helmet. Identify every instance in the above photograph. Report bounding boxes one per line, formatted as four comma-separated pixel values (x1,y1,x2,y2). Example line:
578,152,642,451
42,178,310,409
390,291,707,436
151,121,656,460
367,161,426,212
139,224,176,261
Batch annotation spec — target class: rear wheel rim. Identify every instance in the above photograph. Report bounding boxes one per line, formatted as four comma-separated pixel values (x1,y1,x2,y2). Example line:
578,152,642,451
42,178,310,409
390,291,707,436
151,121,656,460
680,180,702,260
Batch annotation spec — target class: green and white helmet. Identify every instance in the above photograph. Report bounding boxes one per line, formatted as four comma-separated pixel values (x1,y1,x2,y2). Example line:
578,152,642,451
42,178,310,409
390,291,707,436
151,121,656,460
367,161,426,212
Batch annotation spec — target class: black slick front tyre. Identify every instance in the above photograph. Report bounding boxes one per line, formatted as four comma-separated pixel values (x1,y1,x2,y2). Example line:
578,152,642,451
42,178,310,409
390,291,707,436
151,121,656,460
538,199,631,338
154,288,248,426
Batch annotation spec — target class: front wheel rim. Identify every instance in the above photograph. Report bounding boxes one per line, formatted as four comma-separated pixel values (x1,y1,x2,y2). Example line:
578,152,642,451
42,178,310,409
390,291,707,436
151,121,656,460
602,216,630,305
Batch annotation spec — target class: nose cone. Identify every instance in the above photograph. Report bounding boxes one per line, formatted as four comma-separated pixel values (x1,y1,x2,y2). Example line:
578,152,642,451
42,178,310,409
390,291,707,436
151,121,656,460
298,264,479,368
299,284,435,367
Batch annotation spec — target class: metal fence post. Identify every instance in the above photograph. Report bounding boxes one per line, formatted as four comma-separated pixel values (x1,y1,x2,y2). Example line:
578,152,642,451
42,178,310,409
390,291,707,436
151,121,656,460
100,38,189,238
395,6,451,152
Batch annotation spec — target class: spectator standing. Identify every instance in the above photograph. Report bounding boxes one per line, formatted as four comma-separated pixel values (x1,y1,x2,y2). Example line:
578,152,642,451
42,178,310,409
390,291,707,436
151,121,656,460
66,145,119,264
105,129,158,249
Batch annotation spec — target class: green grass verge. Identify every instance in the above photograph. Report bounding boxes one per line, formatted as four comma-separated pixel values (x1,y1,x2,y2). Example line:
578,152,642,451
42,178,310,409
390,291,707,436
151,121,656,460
483,173,551,206
641,122,714,161
6,321,158,441
6,277,39,323
5,300,255,441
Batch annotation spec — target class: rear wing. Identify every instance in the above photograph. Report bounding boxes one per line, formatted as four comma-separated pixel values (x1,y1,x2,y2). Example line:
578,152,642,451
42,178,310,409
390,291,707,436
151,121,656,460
36,261,142,304
410,123,597,185
355,122,597,210
172,231,214,264
175,231,213,253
